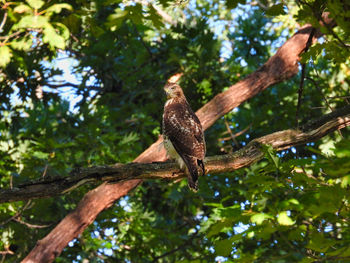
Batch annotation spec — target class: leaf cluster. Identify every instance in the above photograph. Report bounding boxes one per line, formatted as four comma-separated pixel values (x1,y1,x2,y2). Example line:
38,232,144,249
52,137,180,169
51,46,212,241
0,0,350,262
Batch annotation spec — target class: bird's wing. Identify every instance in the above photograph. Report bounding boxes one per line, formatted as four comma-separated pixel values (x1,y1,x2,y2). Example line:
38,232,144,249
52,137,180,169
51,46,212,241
163,102,205,160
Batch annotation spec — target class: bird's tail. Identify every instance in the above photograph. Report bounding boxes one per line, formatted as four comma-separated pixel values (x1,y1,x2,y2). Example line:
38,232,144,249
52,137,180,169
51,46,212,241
183,156,205,192
197,159,205,177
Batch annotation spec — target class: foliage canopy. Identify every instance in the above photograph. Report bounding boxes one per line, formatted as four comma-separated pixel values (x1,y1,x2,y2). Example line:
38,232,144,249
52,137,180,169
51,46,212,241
0,0,350,262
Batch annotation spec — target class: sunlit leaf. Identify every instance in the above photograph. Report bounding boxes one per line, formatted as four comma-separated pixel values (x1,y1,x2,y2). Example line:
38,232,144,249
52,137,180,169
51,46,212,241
33,151,49,159
250,213,273,225
0,46,12,67
45,3,72,14
26,0,45,9
43,24,66,49
14,4,33,14
14,15,48,29
277,211,295,226
11,36,33,51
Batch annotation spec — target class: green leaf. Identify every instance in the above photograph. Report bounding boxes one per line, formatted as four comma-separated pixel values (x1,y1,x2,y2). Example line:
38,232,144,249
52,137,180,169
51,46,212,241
33,151,49,159
14,4,33,14
45,3,72,14
0,46,12,67
26,0,45,9
148,5,164,29
204,202,223,208
298,257,315,263
11,36,33,51
264,145,280,168
225,0,245,9
214,239,232,256
306,232,336,252
327,246,350,257
265,3,286,16
107,8,129,30
54,22,70,40
14,15,48,29
207,218,234,238
251,213,273,225
62,14,80,34
341,175,350,188
119,133,139,145
43,24,66,49
127,4,143,25
277,211,295,226
111,8,129,19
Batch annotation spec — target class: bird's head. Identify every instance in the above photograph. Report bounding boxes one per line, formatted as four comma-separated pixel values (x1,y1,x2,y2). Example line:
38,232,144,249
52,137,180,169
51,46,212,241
164,83,184,99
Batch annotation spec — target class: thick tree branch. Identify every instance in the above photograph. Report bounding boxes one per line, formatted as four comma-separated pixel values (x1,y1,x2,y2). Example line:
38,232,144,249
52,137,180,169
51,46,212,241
3,105,350,204
135,16,334,163
22,15,336,263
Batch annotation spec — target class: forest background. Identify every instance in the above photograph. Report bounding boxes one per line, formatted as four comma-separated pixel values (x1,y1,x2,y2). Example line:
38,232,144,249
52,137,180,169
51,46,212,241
0,0,350,262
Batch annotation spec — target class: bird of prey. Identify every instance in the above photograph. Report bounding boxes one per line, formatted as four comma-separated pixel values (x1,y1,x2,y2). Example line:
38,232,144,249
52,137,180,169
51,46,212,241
162,82,206,191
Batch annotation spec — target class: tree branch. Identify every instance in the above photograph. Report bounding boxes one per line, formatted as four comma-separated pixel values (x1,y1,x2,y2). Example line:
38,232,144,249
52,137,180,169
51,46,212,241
3,105,350,204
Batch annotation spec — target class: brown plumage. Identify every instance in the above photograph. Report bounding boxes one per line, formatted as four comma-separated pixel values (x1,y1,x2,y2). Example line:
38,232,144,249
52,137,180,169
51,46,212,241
162,83,206,191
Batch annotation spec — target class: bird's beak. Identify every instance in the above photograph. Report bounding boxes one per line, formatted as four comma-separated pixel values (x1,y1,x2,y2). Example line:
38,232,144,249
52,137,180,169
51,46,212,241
164,88,171,99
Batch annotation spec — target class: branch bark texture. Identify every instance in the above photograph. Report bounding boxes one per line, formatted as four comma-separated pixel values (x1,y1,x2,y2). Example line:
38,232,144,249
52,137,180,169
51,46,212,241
22,18,334,263
3,105,350,204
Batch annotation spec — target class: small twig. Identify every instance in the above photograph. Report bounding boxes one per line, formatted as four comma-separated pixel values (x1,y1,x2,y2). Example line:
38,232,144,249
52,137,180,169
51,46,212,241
219,123,252,142
151,229,199,262
233,123,252,138
296,63,306,128
307,64,343,138
224,119,240,148
0,11,7,32
327,95,350,100
0,251,14,255
306,77,334,111
0,200,32,226
0,30,21,41
299,166,328,186
296,28,316,128
310,106,326,109
42,164,48,178
0,249,14,255
43,82,79,88
70,32,79,43
12,217,51,229
44,82,100,91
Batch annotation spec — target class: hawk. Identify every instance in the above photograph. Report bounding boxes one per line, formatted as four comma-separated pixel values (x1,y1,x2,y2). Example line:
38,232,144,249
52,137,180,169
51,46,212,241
162,83,206,191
